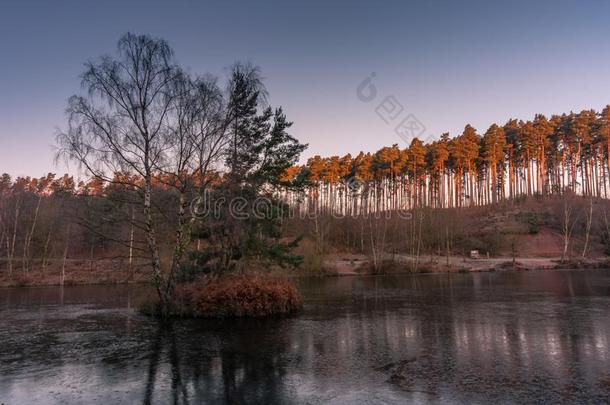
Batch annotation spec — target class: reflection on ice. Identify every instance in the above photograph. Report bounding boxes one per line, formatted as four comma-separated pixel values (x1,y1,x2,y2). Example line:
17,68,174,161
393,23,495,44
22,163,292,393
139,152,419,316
0,270,609,404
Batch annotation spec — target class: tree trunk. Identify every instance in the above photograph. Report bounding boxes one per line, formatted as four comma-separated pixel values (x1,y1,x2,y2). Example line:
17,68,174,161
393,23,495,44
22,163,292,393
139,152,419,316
22,195,42,273
144,180,167,314
369,217,378,273
582,197,593,258
61,225,71,286
8,198,20,275
165,192,194,306
42,229,52,273
561,200,572,262
415,212,422,272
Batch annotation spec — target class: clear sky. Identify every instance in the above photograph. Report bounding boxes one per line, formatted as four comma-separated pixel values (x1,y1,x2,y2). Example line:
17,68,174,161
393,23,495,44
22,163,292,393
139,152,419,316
2,0,610,177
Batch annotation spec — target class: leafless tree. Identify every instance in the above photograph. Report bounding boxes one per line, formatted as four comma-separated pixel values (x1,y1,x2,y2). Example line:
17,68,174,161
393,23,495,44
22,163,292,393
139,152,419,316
57,33,228,314
559,193,580,262
158,70,229,299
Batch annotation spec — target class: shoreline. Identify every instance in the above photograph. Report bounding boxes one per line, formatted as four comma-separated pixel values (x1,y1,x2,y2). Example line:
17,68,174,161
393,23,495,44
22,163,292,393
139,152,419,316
324,254,610,277
1,255,608,288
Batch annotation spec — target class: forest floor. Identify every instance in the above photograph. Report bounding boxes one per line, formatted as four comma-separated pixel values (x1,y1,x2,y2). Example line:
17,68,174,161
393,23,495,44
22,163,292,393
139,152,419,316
0,253,607,287
322,196,610,275
326,253,610,276
0,259,150,287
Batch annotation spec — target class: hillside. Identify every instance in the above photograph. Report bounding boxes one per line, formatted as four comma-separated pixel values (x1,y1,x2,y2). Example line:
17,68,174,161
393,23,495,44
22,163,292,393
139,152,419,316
288,195,610,275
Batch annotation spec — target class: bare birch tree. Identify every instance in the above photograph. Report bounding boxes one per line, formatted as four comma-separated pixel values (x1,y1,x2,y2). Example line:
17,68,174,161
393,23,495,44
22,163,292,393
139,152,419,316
57,33,228,314
559,193,580,262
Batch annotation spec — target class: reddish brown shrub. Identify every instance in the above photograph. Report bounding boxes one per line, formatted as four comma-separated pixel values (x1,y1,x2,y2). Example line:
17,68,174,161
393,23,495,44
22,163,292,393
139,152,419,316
174,275,302,318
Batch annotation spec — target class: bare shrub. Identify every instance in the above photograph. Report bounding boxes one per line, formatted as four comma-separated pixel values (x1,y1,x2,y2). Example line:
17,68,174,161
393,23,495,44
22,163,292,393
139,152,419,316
171,275,302,318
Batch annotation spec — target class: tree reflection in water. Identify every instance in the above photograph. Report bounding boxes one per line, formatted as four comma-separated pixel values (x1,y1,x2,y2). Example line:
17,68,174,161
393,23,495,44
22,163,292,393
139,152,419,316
142,319,292,404
0,271,609,404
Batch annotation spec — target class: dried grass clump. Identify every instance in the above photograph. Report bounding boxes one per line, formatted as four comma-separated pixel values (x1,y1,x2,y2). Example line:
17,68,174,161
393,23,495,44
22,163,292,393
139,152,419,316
174,275,302,318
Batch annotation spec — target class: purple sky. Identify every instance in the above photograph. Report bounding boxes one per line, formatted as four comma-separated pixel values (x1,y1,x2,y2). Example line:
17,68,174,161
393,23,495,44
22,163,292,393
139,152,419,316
2,0,610,178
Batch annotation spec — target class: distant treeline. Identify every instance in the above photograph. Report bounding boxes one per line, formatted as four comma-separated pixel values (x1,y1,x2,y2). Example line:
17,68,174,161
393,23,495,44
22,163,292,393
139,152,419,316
4,109,610,274
4,107,610,272
0,171,253,274
282,107,610,214
0,173,144,273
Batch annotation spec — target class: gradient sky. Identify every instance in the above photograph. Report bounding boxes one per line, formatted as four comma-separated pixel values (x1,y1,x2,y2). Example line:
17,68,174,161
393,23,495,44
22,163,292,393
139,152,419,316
2,0,610,178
